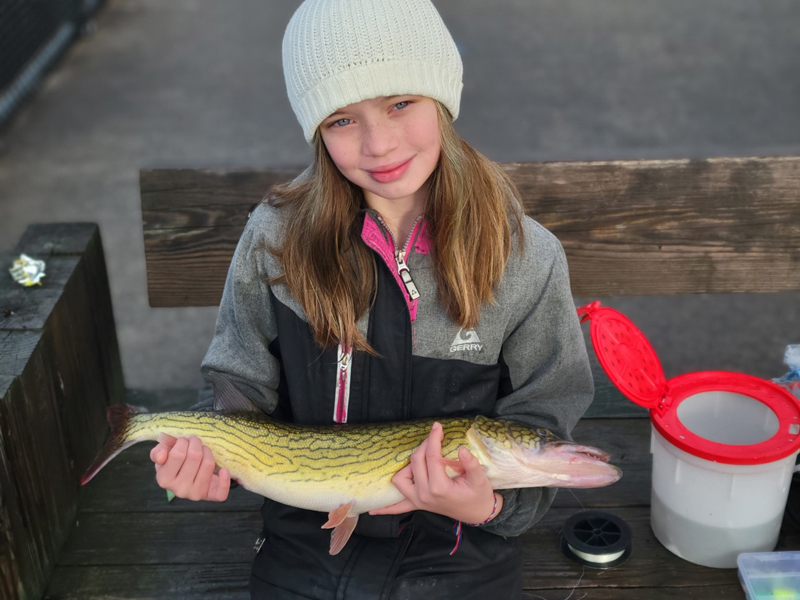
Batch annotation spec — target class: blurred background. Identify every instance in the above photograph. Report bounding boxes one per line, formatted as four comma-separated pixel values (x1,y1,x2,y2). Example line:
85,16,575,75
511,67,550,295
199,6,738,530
1,0,798,395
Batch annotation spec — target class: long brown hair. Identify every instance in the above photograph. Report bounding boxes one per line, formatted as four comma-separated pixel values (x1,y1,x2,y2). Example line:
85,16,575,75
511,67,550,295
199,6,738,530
267,102,523,353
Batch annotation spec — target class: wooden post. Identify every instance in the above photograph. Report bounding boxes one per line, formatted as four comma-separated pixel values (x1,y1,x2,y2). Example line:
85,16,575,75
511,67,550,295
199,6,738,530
0,223,125,600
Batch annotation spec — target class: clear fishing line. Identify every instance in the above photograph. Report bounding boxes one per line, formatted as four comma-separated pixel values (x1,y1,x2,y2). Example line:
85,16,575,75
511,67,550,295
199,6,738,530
560,510,632,569
565,543,627,564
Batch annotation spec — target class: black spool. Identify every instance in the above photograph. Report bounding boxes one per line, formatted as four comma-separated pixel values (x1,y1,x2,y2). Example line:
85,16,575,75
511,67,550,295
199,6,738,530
560,510,632,569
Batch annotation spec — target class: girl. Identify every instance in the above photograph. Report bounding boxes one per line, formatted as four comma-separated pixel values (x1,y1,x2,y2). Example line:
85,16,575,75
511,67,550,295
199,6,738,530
150,0,594,598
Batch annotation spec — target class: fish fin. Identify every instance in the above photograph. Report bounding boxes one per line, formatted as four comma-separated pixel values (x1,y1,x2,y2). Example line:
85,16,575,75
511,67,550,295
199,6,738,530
322,501,356,529
442,458,466,478
329,516,358,556
157,432,178,447
80,404,141,485
206,370,262,413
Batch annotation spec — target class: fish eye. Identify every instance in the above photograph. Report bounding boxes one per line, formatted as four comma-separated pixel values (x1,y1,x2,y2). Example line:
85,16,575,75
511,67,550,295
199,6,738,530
536,428,550,437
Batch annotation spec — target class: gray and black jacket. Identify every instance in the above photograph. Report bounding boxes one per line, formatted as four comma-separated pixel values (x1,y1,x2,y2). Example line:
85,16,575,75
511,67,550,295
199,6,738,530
200,200,594,599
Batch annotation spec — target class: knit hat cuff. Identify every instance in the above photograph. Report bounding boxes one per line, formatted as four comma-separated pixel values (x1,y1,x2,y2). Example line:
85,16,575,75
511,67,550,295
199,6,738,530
295,60,463,144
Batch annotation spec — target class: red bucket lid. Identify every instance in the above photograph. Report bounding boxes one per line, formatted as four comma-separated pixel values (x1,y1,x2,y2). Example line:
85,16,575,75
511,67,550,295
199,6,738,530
577,301,800,464
577,301,665,410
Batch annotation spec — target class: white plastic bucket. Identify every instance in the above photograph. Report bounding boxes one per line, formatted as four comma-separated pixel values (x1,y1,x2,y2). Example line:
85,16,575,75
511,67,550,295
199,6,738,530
650,390,799,568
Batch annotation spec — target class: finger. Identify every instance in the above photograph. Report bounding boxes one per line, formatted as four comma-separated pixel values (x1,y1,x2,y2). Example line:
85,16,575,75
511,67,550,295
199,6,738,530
425,422,451,493
178,436,204,478
409,439,430,493
208,468,231,502
150,443,170,465
459,446,488,482
155,437,189,486
369,498,416,515
391,464,418,502
189,445,216,500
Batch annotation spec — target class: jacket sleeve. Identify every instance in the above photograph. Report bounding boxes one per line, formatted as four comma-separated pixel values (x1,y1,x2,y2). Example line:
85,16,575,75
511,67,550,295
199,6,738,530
198,203,282,414
480,219,594,537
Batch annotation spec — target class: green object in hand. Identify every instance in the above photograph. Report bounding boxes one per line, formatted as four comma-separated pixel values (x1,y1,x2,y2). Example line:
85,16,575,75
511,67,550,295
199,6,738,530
166,490,175,502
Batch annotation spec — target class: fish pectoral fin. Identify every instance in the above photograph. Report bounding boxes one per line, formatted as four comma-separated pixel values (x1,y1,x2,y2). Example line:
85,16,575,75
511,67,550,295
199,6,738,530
157,432,178,446
442,458,466,478
323,502,359,555
322,501,356,529
329,516,358,556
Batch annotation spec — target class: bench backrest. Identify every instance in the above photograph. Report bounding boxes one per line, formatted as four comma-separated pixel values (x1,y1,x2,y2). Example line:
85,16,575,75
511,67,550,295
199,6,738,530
141,156,800,308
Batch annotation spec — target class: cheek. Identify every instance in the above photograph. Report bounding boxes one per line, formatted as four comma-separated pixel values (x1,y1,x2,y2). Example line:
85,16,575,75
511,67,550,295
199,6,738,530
413,127,441,170
405,115,441,162
323,139,359,175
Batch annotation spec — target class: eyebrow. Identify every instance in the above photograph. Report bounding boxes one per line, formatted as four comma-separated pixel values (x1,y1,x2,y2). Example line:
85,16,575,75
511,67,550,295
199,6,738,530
327,96,407,118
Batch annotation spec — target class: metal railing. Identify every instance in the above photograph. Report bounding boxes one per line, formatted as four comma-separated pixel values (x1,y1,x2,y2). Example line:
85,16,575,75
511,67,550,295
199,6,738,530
0,0,104,127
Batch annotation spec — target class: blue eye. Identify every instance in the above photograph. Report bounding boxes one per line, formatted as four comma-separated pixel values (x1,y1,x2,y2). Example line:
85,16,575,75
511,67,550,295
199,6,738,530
394,101,409,110
332,118,351,128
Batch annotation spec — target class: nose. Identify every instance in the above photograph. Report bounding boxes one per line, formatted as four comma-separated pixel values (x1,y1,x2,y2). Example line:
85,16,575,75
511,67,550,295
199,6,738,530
360,119,399,157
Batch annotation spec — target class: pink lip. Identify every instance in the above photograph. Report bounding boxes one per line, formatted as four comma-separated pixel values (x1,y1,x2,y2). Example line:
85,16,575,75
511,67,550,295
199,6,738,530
366,158,412,183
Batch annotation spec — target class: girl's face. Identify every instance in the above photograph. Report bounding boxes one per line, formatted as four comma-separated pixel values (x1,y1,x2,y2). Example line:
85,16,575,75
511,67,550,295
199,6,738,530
319,95,441,213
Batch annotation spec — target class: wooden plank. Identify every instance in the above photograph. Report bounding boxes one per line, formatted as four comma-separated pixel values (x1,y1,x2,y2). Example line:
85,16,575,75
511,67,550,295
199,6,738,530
140,167,302,226
0,331,40,396
74,227,126,414
43,566,745,600
54,412,797,599
0,257,80,331
12,223,100,256
58,511,262,566
0,223,125,600
584,380,648,419
44,564,252,600
0,352,76,600
143,227,242,307
77,444,265,513
0,420,26,600
141,156,800,307
522,586,745,599
54,505,792,595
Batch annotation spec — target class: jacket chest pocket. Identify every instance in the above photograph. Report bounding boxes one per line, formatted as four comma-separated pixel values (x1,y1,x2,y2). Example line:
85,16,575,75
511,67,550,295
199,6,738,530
409,357,501,418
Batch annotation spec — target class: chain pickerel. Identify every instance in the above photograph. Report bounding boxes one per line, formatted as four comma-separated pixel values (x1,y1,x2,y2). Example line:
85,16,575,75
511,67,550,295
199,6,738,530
82,378,621,555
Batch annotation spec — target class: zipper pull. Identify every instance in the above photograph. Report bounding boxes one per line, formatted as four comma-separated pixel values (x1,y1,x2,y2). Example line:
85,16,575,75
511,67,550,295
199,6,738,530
396,251,420,300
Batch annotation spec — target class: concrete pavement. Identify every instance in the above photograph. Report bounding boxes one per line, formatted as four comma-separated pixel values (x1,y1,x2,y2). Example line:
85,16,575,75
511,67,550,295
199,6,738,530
1,0,798,391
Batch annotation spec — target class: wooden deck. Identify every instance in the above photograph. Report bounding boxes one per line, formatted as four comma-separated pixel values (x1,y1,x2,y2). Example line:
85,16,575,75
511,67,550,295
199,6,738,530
42,389,800,599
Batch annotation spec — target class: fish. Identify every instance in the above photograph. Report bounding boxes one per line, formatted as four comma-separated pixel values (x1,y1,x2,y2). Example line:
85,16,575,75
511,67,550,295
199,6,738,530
82,373,622,555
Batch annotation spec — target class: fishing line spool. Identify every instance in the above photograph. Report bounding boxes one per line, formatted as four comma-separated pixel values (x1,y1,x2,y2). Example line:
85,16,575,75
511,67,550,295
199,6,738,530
560,510,632,569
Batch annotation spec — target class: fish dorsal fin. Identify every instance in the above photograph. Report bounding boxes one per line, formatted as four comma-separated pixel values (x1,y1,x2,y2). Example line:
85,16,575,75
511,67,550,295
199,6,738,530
322,501,358,555
206,370,262,413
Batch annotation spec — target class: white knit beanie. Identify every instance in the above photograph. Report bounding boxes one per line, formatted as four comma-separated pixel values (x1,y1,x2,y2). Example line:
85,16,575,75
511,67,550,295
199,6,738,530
282,0,463,144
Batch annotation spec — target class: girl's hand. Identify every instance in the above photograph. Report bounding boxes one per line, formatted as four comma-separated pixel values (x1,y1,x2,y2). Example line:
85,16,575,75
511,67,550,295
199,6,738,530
150,434,231,502
369,422,502,524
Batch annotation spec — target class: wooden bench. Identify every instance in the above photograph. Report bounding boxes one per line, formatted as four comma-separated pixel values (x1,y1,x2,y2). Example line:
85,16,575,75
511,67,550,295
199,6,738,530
9,155,799,598
0,225,124,600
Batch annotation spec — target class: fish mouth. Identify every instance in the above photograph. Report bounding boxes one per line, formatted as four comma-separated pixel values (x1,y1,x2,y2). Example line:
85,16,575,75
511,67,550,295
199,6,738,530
466,420,622,490
547,441,612,462
529,441,622,488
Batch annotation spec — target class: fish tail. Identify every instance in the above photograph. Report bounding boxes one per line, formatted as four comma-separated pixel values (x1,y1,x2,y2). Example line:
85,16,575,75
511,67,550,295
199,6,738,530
80,403,146,485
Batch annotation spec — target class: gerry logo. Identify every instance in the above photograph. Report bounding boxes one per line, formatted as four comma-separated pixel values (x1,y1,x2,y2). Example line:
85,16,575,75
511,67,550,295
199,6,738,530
449,328,483,353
